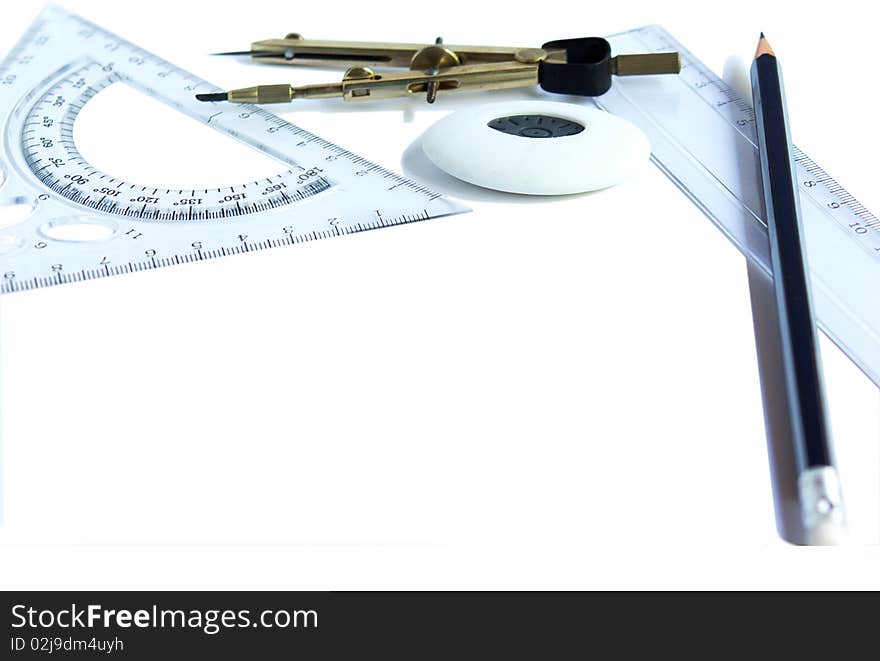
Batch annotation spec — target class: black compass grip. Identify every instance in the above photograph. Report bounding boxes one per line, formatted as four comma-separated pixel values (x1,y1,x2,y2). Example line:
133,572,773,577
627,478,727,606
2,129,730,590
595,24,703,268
539,37,613,97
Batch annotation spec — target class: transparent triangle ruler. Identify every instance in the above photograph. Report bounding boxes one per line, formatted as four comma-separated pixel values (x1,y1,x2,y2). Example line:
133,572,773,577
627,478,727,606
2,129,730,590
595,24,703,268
0,5,466,294
599,25,880,388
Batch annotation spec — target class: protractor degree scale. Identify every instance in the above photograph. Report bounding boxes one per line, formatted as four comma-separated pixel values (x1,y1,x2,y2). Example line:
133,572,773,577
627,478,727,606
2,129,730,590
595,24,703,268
25,64,329,221
0,6,467,294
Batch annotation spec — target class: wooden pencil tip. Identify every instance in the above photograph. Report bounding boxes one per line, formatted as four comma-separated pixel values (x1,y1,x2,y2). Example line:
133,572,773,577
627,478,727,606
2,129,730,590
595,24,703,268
755,33,775,59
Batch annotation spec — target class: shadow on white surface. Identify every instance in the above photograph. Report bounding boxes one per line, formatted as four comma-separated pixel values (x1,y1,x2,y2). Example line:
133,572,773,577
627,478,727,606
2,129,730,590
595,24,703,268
747,263,807,544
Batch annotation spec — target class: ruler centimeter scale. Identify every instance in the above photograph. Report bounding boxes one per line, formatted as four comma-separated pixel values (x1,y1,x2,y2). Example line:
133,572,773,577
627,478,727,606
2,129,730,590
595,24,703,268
0,5,466,293
599,26,880,388
617,26,880,257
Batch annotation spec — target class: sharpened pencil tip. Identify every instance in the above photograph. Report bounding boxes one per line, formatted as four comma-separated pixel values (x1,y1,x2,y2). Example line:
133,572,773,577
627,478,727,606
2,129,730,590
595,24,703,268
754,33,775,59
195,92,228,102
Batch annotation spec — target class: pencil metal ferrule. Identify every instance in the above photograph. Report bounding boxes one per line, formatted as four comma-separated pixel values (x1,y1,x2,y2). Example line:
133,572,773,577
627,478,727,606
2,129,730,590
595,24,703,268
798,466,845,539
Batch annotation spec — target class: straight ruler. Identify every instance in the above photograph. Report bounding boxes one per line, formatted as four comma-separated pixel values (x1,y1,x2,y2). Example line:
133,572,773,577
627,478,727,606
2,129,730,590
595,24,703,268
600,26,880,388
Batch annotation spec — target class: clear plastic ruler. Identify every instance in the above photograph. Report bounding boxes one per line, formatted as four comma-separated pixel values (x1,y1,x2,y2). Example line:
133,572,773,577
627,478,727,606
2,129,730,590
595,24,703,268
0,5,466,294
600,26,880,388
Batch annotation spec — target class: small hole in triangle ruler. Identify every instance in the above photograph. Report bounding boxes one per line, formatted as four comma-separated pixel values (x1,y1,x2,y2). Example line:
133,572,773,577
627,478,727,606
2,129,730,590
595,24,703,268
40,219,117,242
0,199,34,229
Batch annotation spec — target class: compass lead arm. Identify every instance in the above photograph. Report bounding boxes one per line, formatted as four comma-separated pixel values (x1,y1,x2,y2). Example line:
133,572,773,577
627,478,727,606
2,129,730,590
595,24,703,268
200,62,541,105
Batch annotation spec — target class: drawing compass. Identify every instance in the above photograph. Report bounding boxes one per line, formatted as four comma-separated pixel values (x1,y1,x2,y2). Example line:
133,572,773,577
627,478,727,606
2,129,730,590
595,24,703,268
197,35,681,104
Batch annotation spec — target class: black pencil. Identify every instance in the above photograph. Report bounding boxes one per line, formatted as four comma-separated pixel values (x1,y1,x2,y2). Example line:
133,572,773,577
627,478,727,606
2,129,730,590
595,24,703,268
751,34,845,544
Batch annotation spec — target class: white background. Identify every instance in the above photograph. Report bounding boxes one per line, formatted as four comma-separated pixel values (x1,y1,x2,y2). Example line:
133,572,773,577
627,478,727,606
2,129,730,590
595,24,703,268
1,0,879,588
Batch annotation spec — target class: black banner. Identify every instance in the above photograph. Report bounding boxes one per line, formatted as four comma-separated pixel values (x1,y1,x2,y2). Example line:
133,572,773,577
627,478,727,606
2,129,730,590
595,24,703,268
2,592,877,658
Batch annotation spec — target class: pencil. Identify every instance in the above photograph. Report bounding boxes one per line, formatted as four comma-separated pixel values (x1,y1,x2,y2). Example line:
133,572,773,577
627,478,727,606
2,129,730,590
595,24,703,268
751,34,845,544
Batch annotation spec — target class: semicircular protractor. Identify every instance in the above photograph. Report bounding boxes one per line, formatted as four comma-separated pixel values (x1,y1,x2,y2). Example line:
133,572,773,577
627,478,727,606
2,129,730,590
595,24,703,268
0,6,466,293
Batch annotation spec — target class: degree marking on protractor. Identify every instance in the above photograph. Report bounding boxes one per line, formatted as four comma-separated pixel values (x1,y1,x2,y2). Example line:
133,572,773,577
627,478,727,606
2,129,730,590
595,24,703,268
0,6,467,294
20,62,332,221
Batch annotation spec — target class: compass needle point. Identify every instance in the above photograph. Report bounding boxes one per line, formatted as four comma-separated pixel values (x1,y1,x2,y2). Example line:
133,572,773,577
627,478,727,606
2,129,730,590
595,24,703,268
211,50,274,57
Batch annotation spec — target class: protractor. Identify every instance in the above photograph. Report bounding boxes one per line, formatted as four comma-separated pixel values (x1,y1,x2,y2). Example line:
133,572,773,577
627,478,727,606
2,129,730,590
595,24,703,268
21,62,330,222
0,5,466,294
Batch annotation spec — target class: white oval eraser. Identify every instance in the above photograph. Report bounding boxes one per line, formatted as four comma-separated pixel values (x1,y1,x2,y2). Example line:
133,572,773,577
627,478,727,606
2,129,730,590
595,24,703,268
421,101,650,195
